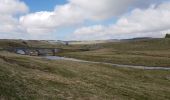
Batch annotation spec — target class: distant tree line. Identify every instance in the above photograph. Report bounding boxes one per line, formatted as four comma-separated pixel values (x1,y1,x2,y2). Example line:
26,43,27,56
165,33,170,38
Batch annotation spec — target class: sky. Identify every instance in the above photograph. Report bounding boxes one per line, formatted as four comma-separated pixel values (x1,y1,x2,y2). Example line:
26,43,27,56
0,0,170,40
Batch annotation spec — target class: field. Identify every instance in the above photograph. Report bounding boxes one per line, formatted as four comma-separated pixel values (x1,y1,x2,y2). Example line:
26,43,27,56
59,38,170,67
0,39,170,100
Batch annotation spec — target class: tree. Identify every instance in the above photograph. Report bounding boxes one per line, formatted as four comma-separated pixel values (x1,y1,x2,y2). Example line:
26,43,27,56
165,34,170,38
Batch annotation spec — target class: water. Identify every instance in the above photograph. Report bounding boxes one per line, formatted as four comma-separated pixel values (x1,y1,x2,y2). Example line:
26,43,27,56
44,56,170,70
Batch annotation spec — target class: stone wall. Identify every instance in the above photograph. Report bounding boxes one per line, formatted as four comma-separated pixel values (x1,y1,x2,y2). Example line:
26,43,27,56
9,48,60,56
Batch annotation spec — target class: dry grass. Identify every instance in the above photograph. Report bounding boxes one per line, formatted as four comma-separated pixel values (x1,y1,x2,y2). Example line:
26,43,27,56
0,51,170,100
58,38,170,67
1,39,170,99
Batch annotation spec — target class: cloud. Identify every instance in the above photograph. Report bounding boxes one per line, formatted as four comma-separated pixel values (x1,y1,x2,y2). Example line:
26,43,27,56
0,0,28,38
73,1,170,40
20,4,85,34
0,0,28,15
19,0,138,34
0,0,170,40
69,0,136,20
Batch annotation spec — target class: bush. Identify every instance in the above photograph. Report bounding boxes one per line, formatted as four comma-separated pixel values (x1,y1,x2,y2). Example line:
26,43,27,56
165,34,170,38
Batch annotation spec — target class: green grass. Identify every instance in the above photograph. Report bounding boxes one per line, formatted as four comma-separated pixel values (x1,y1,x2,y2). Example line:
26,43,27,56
0,51,170,100
58,38,170,67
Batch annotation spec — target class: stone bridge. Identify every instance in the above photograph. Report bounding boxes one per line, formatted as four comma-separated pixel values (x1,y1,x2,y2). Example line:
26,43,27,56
7,47,61,56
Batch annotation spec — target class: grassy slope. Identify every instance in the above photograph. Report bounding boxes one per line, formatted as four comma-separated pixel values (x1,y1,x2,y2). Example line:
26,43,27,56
0,52,170,100
0,39,61,48
58,38,170,67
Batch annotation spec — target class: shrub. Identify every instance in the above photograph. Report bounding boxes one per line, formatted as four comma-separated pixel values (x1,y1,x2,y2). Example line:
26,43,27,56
165,34,170,38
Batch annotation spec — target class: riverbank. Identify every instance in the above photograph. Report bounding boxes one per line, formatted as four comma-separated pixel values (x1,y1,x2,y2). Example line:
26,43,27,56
58,38,170,67
44,56,170,70
1,51,170,100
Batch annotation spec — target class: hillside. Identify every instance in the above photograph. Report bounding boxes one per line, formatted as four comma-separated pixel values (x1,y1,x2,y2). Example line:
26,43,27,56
58,38,170,67
1,38,170,99
0,39,62,49
0,51,170,100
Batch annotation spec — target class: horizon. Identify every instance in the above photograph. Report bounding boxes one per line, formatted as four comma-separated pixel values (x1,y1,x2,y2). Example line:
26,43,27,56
0,36,162,41
0,0,170,40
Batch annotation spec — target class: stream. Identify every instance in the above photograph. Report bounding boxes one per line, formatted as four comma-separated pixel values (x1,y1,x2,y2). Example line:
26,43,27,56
44,56,170,70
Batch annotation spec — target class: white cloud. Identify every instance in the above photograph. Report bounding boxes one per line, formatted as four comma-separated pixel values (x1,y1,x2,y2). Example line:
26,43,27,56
20,4,85,34
69,0,135,20
0,0,28,15
0,0,28,37
73,1,170,40
19,0,137,34
1,0,170,40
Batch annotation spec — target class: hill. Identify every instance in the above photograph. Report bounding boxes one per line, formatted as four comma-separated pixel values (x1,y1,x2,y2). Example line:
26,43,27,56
0,39,64,49
1,38,170,99
58,38,170,67
0,51,170,100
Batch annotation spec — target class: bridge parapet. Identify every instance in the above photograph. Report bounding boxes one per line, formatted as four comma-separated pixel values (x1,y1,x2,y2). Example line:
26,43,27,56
7,47,61,56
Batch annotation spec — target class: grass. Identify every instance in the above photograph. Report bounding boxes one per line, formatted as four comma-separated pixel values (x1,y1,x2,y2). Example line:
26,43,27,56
1,38,170,99
0,51,170,100
0,39,62,49
58,38,170,67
